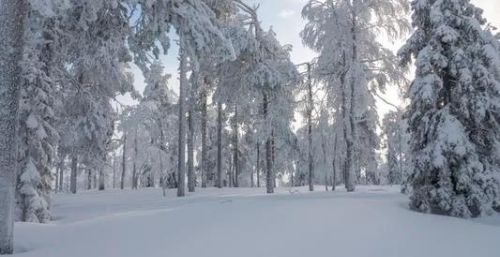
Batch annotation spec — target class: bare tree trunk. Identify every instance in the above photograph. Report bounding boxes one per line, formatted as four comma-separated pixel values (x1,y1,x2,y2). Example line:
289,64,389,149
250,168,254,187
346,12,358,192
216,102,223,189
256,143,260,188
98,156,106,191
93,170,97,189
55,165,59,193
321,123,328,192
120,133,127,190
187,69,198,193
332,133,338,191
200,90,208,188
187,103,195,192
132,128,138,190
159,149,167,197
177,46,187,197
272,130,276,189
112,152,117,188
228,157,233,187
0,0,27,252
87,169,92,190
58,156,65,192
306,63,314,192
70,154,78,194
233,106,239,187
264,93,274,194
341,50,355,192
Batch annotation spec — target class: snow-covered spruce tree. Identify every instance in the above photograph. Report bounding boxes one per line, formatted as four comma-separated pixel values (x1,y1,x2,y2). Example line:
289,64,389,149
16,14,59,222
399,0,500,217
301,0,409,191
382,110,410,187
0,0,29,253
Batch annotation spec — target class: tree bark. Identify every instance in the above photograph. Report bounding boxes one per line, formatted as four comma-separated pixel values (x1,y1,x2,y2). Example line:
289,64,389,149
112,152,117,188
341,50,355,192
346,9,358,192
216,102,223,188
256,143,260,188
0,1,27,252
55,165,59,193
98,157,106,191
70,154,78,194
332,133,338,191
58,156,65,192
187,103,195,192
132,128,138,190
177,46,187,197
264,93,274,194
233,106,239,187
87,169,92,190
120,133,127,190
200,90,208,188
187,69,198,193
306,63,314,192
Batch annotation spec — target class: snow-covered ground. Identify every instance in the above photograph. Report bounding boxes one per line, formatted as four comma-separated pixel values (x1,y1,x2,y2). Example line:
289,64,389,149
12,186,500,257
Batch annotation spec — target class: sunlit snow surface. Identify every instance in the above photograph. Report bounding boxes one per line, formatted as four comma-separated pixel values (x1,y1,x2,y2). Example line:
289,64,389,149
13,186,500,257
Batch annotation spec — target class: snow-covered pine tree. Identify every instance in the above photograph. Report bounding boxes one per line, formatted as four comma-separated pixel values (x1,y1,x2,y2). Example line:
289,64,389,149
0,0,29,253
301,0,409,191
56,0,133,194
141,61,177,190
399,0,500,217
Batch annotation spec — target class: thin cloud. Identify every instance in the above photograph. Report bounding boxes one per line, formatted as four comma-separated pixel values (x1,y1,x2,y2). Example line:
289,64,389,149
278,9,296,18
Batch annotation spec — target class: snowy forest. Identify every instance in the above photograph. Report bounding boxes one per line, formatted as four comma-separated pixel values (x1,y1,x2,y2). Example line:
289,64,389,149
1,0,500,256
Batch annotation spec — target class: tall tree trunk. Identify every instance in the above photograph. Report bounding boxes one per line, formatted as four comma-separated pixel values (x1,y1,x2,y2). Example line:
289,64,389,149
347,11,358,192
250,167,254,187
341,50,355,192
112,152,116,188
321,125,328,191
200,89,208,188
0,0,27,253
228,157,233,187
55,165,59,193
272,130,276,189
216,102,223,188
187,69,198,193
233,106,239,187
120,134,127,190
264,93,274,194
70,154,78,194
177,46,187,197
159,149,167,197
93,170,97,189
132,128,138,190
187,103,195,192
256,143,260,188
58,156,64,192
98,156,106,191
87,169,92,190
307,63,314,192
332,133,338,191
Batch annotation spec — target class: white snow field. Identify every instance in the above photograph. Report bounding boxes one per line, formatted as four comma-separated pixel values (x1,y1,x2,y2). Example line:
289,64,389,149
12,186,500,257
